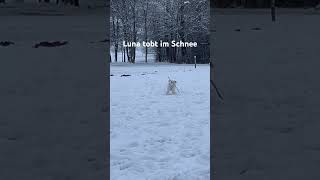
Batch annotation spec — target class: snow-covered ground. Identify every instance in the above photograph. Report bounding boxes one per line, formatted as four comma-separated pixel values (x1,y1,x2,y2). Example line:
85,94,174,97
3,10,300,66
110,63,210,180
0,13,107,180
213,9,320,180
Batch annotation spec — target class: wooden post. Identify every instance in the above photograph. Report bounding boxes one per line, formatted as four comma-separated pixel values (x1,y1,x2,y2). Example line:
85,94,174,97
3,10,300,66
271,0,276,22
194,56,197,69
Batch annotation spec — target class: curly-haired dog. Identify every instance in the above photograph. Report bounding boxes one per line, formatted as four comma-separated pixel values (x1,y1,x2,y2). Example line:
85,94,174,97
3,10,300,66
166,79,177,95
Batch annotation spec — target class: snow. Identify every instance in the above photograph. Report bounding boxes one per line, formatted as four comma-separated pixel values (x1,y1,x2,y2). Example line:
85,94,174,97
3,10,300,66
1,13,107,179
110,63,210,180
213,9,320,179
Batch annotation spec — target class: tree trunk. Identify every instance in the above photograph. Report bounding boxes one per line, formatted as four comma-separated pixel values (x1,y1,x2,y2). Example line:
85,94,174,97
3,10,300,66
122,48,125,62
315,1,320,9
115,19,119,62
74,0,79,6
157,47,161,62
271,0,276,21
256,0,264,7
241,0,246,7
132,0,137,63
179,4,186,64
112,17,117,62
144,2,148,63
145,46,148,63
126,47,130,63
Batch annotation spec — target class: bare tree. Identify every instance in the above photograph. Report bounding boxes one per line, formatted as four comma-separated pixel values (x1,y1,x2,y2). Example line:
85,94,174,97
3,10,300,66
315,1,320,9
110,0,209,64
143,1,149,63
271,0,276,21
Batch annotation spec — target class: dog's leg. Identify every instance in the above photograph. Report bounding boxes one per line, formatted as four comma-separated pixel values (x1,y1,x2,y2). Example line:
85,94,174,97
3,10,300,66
166,86,170,95
172,88,176,95
166,80,172,95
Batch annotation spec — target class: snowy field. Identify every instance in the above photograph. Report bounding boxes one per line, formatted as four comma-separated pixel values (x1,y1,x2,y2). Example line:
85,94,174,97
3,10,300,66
110,63,210,180
213,9,320,179
0,12,107,179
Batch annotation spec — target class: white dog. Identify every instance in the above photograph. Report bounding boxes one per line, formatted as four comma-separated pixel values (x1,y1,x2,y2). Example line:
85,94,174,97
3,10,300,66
166,79,177,95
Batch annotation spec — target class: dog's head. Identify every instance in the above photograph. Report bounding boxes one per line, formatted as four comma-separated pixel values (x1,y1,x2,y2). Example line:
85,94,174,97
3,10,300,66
168,79,177,85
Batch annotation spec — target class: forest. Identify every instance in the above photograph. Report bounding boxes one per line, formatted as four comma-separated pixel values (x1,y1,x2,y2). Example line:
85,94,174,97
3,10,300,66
110,0,210,64
0,0,81,6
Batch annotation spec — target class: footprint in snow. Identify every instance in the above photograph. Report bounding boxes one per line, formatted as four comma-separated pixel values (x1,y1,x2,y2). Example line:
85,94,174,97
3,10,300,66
121,74,131,77
180,149,197,158
119,162,132,170
127,142,139,148
112,157,133,170
150,100,158,104
0,41,14,47
196,154,210,165
33,41,68,48
251,27,262,30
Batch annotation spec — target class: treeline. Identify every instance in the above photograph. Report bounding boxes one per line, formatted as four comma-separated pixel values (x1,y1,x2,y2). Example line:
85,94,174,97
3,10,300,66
214,0,320,8
0,0,80,6
110,0,210,64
